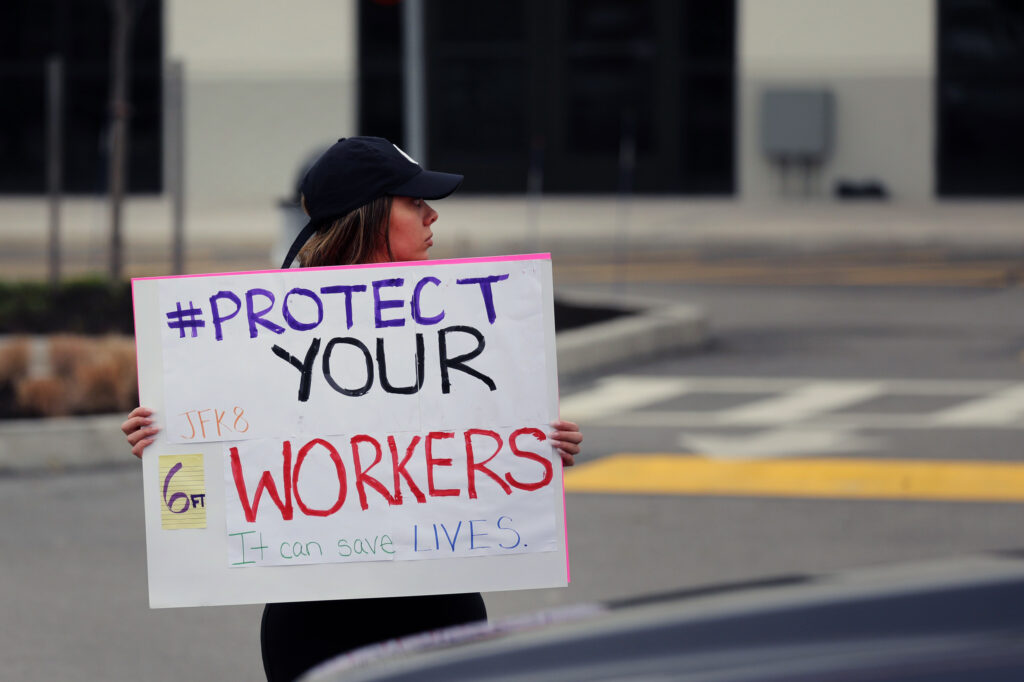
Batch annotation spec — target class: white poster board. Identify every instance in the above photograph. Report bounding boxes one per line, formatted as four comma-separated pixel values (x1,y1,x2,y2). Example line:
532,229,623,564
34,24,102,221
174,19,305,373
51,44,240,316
132,254,568,608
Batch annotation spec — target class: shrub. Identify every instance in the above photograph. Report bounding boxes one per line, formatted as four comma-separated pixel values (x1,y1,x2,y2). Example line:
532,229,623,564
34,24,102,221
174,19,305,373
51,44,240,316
0,278,134,334
16,377,67,417
66,335,138,413
0,337,31,385
70,360,125,414
109,337,140,409
50,334,91,379
4,334,138,418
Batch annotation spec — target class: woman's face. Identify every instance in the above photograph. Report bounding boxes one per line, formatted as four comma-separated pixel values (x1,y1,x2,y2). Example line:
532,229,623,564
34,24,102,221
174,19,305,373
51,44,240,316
382,196,439,262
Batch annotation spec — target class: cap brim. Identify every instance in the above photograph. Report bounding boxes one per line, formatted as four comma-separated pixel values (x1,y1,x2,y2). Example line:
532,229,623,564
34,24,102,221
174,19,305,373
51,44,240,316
390,169,464,200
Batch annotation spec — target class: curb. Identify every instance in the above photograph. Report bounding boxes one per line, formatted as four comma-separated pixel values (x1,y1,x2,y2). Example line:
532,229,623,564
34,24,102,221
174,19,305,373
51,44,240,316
0,295,710,475
555,290,709,377
0,414,130,474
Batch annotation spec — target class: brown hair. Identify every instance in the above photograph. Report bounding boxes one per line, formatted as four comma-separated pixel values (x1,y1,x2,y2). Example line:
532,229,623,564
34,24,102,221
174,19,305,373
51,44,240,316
297,195,394,267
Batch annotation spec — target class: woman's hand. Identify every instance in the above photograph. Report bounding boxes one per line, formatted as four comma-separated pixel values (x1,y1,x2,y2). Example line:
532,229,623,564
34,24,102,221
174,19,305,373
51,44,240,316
121,406,159,459
549,419,583,467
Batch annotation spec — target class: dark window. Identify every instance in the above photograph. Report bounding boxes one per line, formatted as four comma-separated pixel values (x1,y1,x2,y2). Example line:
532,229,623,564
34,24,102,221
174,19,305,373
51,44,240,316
0,0,163,194
358,0,405,146
540,0,658,193
358,0,735,194
563,0,658,156
677,0,735,194
938,0,1024,196
425,0,532,191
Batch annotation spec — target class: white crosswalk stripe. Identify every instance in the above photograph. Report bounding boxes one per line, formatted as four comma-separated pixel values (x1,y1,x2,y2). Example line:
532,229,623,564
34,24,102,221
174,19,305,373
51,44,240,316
679,426,883,459
930,385,1024,426
559,376,690,421
563,375,1024,430
716,381,884,426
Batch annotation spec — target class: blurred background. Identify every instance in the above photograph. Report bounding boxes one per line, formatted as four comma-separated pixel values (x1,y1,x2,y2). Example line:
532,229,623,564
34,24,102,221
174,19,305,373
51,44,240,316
2,0,1022,277
2,0,1024,680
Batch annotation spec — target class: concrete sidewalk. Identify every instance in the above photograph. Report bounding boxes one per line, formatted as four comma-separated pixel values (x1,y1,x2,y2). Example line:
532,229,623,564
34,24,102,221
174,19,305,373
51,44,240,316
1,197,1023,278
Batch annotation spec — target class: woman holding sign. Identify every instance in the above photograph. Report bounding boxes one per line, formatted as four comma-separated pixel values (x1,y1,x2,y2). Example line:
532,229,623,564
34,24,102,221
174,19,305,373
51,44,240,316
122,136,583,682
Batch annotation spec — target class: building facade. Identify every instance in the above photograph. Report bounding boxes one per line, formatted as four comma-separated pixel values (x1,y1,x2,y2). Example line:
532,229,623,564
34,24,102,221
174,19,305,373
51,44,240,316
1,0,1021,211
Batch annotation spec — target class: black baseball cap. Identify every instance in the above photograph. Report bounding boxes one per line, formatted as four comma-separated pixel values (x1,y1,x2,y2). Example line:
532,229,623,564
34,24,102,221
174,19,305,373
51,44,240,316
281,136,463,268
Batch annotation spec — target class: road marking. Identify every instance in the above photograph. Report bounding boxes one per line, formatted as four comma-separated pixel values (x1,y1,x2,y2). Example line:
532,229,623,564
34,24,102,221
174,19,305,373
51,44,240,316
572,376,1021,396
596,411,1024,430
564,455,1024,503
679,427,882,459
558,375,690,421
930,385,1024,426
716,382,884,426
561,376,1024,429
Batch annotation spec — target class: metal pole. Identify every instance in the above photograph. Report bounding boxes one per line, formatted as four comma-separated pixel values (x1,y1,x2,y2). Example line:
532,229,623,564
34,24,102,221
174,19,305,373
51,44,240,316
46,56,64,287
107,0,132,280
402,0,426,164
615,110,636,293
167,61,186,275
527,135,545,252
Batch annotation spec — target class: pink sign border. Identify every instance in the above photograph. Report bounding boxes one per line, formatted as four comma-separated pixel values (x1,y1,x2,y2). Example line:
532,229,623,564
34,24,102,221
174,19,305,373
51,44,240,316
130,251,570,584
131,252,551,283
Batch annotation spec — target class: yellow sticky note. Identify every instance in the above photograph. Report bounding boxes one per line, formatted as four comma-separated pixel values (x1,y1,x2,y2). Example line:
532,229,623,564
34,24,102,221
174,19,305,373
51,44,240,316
159,454,207,530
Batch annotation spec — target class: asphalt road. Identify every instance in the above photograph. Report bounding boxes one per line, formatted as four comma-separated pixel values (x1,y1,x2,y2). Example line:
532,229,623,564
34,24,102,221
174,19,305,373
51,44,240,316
3,276,1024,681
486,279,1024,612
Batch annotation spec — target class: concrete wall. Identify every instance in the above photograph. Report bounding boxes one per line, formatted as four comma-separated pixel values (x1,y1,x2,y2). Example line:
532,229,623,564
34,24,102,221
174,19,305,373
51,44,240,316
738,0,935,202
165,0,359,209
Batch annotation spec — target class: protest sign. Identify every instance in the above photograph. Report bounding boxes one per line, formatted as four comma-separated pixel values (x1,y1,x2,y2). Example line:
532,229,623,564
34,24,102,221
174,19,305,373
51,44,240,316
132,254,567,608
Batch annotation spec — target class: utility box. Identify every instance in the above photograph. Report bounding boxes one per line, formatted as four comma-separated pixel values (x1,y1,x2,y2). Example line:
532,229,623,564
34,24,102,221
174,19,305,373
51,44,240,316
760,89,834,163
